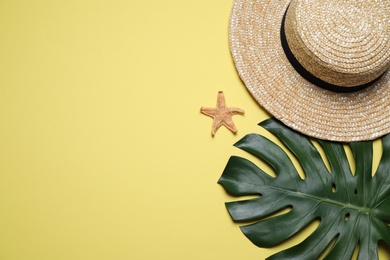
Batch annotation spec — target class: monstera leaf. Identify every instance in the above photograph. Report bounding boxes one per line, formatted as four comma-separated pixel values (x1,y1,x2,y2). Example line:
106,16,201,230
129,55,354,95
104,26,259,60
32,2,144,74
218,118,390,259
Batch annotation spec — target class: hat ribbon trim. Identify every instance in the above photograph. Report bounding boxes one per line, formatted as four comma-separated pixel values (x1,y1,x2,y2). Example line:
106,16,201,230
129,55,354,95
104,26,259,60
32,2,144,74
280,6,384,93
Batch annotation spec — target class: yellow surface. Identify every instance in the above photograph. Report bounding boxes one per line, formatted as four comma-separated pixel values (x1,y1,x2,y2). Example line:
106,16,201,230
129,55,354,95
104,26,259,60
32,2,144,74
0,1,389,259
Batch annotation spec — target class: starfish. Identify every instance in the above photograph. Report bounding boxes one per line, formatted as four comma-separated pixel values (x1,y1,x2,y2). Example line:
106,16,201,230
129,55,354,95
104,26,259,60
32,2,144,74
201,91,245,136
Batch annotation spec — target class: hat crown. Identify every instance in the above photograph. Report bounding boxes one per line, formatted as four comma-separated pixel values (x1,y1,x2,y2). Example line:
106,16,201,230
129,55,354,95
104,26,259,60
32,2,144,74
285,0,390,87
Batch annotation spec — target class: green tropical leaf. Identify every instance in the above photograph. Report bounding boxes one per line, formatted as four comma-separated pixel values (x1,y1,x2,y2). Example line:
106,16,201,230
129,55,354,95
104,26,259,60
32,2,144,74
218,118,390,259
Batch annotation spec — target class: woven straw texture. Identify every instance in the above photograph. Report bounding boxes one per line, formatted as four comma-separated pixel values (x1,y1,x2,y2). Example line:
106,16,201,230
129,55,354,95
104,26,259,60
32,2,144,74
229,0,390,141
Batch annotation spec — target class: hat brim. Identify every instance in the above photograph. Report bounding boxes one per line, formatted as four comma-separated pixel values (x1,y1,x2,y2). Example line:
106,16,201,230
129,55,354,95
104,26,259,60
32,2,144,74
229,0,390,141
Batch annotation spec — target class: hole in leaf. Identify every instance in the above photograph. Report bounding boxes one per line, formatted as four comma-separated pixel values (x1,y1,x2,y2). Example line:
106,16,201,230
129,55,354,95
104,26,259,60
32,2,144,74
231,205,293,224
319,233,339,259
332,183,337,193
266,206,292,219
258,205,293,222
234,149,277,178
312,140,331,174
354,188,358,196
352,241,360,259
345,213,350,221
372,139,382,177
284,218,321,253
344,144,355,176
378,240,390,259
274,137,306,180
249,130,305,179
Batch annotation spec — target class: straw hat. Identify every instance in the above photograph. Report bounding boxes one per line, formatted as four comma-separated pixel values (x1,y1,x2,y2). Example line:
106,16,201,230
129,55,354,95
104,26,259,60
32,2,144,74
229,0,390,141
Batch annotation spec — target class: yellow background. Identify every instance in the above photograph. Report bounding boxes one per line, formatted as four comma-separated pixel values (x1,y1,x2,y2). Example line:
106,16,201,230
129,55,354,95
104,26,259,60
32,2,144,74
0,0,389,259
